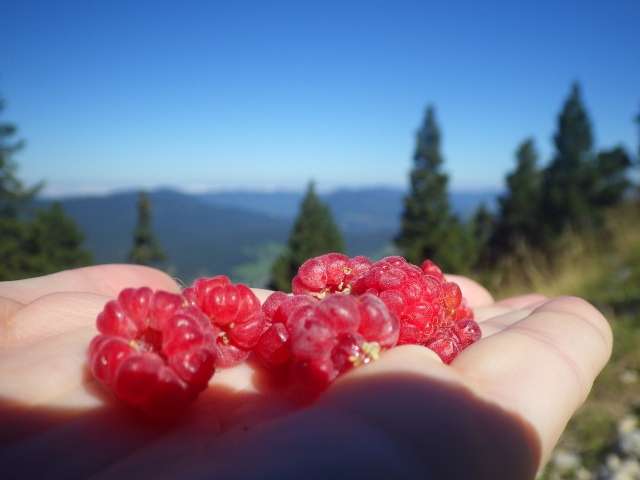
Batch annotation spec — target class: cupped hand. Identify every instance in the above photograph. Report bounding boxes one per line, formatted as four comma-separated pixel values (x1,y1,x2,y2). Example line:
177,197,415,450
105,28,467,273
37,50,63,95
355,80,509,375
0,265,612,479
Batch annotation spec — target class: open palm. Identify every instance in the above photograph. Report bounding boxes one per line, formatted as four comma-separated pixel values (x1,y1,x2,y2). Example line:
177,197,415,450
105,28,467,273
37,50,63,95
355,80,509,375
0,265,611,479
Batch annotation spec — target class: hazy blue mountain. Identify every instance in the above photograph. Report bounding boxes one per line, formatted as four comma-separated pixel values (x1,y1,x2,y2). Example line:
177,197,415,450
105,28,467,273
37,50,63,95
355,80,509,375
36,190,290,282
39,187,497,284
197,187,498,229
197,191,302,218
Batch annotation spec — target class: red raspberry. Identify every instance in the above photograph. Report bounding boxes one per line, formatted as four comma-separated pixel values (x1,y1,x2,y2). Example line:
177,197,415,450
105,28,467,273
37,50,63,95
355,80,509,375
455,319,481,348
442,281,463,317
292,253,373,297
267,293,317,324
330,332,365,374
349,256,480,362
89,287,217,415
357,293,400,348
254,292,316,368
397,300,440,344
255,292,398,391
289,356,337,392
254,322,291,367
420,259,444,279
184,275,266,367
288,303,338,361
427,333,461,364
454,299,474,322
261,290,289,321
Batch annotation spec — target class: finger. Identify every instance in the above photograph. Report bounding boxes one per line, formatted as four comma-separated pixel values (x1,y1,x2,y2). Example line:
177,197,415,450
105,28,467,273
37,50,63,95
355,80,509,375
474,305,514,322
474,294,548,325
315,345,539,478
1,292,108,348
495,294,548,309
478,309,533,337
0,296,23,324
445,274,494,307
453,296,613,464
0,264,180,304
475,295,550,335
334,344,451,383
0,325,96,407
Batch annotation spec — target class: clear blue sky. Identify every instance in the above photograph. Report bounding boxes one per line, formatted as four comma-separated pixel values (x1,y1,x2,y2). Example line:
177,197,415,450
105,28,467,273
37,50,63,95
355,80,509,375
2,0,639,196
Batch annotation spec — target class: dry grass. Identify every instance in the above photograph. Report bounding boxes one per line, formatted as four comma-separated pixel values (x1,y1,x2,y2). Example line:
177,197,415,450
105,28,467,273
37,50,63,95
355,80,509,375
478,203,640,473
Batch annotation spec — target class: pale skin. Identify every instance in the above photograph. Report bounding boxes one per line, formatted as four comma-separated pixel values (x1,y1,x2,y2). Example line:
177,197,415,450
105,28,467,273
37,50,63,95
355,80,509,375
0,265,612,479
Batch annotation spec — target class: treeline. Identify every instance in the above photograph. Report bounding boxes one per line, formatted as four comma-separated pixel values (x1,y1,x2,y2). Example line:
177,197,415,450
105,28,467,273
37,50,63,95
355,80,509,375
0,95,166,280
271,83,639,289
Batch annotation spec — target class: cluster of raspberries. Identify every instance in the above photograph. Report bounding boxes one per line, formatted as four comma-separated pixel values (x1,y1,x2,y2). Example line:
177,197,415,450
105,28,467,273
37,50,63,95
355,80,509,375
88,254,481,414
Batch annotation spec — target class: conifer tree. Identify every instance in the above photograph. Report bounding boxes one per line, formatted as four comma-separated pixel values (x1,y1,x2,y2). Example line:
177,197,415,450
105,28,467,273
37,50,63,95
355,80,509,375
0,95,92,280
636,107,640,176
269,182,345,291
488,138,541,259
470,202,494,266
541,83,596,237
0,216,29,280
0,96,40,218
395,105,468,271
591,146,632,207
128,191,166,266
24,202,93,274
0,95,29,279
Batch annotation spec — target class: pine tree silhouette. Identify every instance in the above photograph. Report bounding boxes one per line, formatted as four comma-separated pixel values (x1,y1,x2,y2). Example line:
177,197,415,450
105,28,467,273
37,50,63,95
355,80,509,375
269,181,344,291
128,191,166,266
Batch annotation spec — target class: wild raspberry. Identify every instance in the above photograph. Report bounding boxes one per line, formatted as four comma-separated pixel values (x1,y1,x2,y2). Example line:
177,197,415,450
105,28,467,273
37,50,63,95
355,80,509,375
441,281,463,317
288,303,338,361
265,292,316,324
351,256,444,335
454,299,474,322
427,333,461,364
254,322,291,367
330,332,365,374
397,300,440,344
261,291,289,321
292,253,373,297
357,293,400,348
350,256,480,362
420,259,444,279
455,319,481,348
89,287,217,415
254,292,316,367
184,275,266,367
256,292,398,391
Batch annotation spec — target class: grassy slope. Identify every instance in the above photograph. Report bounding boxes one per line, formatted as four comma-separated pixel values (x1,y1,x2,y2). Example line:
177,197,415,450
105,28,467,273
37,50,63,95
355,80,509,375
482,203,640,474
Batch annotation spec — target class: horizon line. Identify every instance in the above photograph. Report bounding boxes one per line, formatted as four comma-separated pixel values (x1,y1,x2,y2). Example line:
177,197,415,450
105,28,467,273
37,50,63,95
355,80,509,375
39,182,503,199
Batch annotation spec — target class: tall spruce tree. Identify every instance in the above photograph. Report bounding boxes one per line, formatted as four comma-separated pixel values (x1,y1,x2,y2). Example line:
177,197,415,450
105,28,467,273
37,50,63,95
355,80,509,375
636,106,640,174
591,146,632,207
24,202,93,274
0,96,40,218
0,95,29,279
488,138,542,260
269,182,344,291
128,191,166,266
395,105,468,271
470,202,494,266
541,83,596,237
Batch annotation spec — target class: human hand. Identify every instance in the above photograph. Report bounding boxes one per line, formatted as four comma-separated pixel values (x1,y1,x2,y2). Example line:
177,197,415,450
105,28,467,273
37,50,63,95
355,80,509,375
0,265,612,479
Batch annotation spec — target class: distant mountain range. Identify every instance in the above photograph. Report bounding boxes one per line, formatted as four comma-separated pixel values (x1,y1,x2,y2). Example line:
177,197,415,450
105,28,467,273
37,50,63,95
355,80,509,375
39,187,497,284
196,187,497,229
